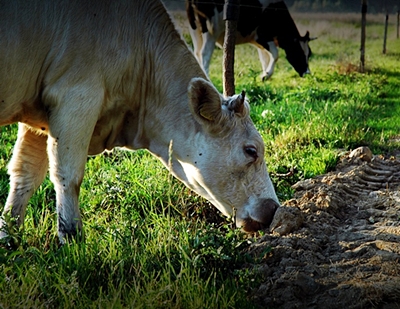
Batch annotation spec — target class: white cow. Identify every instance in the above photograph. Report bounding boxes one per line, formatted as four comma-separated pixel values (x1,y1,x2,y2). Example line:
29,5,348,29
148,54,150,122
186,0,314,80
0,0,280,243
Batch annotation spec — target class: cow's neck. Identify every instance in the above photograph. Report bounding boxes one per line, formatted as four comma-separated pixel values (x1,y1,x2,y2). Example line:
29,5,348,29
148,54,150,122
134,44,209,183
258,1,301,49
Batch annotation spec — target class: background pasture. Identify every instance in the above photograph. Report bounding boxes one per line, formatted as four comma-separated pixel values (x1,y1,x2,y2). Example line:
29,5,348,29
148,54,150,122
1,10,400,308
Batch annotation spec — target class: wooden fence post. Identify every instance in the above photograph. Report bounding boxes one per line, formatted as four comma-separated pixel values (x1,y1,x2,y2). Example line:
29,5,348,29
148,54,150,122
360,0,367,73
383,12,389,54
223,0,240,97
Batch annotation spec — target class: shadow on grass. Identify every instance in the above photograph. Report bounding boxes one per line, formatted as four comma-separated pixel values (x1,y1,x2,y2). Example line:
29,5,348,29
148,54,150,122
365,68,400,153
0,171,9,205
384,52,400,59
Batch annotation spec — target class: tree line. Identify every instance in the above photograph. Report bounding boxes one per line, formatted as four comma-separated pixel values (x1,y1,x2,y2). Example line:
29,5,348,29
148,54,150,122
286,0,398,13
163,0,399,14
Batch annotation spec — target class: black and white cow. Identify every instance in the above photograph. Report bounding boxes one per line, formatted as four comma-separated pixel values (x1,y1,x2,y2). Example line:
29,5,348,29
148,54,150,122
186,0,314,80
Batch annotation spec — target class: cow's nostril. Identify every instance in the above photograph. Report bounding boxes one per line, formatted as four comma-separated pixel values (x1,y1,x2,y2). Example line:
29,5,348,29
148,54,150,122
241,218,267,233
262,198,279,226
238,199,279,233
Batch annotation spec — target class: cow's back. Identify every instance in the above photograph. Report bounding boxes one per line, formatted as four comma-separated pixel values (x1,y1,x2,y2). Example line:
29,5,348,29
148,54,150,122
0,0,187,128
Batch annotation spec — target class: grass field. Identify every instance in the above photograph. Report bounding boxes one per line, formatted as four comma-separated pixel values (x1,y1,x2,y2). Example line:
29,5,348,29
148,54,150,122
1,11,400,308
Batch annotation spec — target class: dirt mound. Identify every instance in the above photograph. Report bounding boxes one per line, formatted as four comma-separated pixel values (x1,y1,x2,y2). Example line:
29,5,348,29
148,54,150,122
249,147,400,309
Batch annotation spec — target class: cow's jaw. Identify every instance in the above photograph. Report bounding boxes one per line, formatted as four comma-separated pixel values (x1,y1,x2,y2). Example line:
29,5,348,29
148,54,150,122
174,158,280,233
175,160,234,217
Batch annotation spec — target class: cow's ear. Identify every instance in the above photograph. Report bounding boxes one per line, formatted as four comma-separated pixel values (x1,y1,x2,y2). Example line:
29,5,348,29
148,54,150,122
304,30,317,41
188,78,222,123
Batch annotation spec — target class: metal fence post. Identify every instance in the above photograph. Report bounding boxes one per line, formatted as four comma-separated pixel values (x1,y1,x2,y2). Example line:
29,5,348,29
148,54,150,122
223,0,240,97
360,0,367,72
383,12,389,54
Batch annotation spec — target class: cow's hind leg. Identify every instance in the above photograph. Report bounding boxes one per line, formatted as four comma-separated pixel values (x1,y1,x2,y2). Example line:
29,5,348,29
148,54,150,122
0,124,48,239
200,32,217,76
189,26,203,66
45,88,100,243
257,48,274,81
256,43,279,81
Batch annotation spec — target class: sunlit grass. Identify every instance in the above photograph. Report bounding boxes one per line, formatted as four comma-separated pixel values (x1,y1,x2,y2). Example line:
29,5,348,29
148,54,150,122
203,13,400,187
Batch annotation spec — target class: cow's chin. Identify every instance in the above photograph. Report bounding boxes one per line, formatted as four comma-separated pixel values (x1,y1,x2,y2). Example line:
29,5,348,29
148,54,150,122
236,198,279,233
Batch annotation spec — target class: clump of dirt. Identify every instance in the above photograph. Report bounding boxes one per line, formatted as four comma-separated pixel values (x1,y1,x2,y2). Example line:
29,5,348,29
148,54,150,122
249,147,400,309
335,61,363,74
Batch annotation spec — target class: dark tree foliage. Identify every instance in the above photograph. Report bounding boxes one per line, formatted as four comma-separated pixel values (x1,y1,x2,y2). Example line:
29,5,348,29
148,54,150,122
164,0,399,14
285,0,399,13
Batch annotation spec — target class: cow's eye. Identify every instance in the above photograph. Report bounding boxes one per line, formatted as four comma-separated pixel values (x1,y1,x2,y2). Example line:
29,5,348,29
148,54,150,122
244,146,258,160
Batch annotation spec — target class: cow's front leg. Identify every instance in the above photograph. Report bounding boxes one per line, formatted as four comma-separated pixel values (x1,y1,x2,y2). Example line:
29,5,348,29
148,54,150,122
48,135,83,242
0,123,48,240
46,91,100,243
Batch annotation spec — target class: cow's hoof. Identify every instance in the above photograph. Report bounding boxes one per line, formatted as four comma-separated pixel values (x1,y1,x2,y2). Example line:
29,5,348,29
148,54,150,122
262,74,272,82
58,229,85,245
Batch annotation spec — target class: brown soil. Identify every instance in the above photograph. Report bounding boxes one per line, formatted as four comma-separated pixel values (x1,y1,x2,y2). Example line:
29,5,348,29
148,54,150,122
249,147,400,309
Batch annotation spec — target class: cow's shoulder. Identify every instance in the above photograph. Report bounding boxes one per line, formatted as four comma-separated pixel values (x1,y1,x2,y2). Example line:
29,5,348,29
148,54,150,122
190,0,224,20
237,0,263,38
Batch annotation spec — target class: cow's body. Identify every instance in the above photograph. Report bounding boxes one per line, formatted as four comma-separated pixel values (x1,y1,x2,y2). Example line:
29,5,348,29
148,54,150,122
186,0,313,80
0,0,279,242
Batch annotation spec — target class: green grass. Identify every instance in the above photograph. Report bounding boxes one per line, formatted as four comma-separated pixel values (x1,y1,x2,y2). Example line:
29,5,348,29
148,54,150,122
1,13,400,308
1,149,258,308
204,13,400,190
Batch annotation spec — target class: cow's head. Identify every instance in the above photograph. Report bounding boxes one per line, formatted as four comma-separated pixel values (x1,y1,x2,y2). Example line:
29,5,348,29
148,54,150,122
284,31,315,77
173,78,279,233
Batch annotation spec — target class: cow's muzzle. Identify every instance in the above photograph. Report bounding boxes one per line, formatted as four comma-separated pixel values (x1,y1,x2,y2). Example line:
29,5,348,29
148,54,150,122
300,68,311,77
236,198,279,233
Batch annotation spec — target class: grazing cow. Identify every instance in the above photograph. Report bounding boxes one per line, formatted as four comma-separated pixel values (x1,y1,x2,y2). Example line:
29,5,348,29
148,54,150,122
0,0,280,243
186,0,314,80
